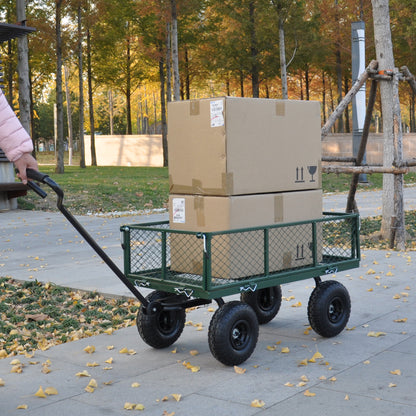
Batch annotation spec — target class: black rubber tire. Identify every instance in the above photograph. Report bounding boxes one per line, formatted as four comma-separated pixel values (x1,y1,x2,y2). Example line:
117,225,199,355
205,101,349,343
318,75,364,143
240,286,282,324
208,301,259,366
137,291,186,349
307,280,351,338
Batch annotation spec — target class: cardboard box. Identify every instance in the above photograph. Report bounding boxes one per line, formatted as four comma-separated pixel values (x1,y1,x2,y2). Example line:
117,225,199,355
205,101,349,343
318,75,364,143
168,97,322,196
169,191,323,279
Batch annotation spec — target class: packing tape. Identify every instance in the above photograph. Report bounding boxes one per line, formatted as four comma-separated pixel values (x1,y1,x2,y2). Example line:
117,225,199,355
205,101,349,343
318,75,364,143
190,100,200,116
274,195,284,223
194,195,205,227
169,173,234,196
282,252,292,269
276,102,285,116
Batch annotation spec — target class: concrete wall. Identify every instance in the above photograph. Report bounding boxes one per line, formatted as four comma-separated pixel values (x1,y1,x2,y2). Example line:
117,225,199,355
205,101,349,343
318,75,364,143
84,135,164,167
84,133,416,168
323,133,416,164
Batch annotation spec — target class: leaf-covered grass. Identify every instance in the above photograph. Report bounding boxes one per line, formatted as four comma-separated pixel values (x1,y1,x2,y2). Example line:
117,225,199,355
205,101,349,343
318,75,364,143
18,165,169,215
0,278,139,357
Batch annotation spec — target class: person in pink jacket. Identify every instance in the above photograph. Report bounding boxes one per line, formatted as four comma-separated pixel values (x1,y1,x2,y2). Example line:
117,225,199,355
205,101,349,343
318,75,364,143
0,89,38,184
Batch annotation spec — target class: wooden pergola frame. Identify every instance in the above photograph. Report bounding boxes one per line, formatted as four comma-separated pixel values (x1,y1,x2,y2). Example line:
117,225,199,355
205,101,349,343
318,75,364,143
321,60,416,248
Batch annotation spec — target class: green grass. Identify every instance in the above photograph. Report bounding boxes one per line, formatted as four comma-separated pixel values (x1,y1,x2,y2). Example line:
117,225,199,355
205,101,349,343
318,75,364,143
18,164,169,215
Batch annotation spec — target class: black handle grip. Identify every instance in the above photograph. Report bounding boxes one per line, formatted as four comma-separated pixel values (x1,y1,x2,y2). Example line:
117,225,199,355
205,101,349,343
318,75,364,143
26,168,50,183
26,180,48,198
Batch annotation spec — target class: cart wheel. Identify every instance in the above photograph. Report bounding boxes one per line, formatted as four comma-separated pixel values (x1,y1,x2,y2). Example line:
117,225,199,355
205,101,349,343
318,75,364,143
208,301,259,366
137,291,186,349
240,286,282,324
307,280,351,338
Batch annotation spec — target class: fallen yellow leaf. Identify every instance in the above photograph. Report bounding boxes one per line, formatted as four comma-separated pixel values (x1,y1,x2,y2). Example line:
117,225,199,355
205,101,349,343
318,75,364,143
344,394,349,400
300,375,309,382
367,331,386,337
0,349,7,359
119,347,129,354
366,269,376,275
0,378,5,386
135,404,145,410
297,381,307,387
45,387,58,395
83,345,95,354
281,347,290,354
390,369,401,376
189,350,199,356
10,359,21,365
304,390,316,397
267,345,277,351
34,386,47,398
171,394,182,402
16,404,28,409
308,351,324,363
234,366,246,374
124,402,135,410
394,318,407,323
105,357,113,364
329,377,337,382
75,370,91,377
284,382,294,387
298,359,308,366
11,365,23,374
389,383,397,388
171,348,177,354
131,382,141,388
251,399,265,408
86,362,100,367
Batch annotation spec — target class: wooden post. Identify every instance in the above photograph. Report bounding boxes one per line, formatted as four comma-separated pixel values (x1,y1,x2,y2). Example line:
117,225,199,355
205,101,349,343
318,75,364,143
392,69,405,250
346,80,378,212
321,60,378,138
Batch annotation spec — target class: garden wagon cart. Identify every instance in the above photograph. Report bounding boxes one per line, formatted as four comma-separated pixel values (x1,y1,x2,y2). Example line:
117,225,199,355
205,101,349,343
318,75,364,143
26,169,360,366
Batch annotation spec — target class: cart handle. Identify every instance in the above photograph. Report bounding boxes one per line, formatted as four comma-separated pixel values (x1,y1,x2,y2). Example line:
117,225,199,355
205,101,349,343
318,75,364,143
25,169,149,307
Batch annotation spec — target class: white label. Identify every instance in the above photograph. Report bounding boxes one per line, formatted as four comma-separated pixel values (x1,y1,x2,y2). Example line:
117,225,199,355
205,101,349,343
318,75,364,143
172,198,186,223
210,99,224,127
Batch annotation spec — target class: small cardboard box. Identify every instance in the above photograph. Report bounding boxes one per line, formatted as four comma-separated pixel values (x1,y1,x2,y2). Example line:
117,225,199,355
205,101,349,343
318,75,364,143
169,190,323,279
168,97,321,196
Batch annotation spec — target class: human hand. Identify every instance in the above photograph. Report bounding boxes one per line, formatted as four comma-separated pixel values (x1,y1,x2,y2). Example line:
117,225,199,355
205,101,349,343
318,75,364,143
14,153,39,184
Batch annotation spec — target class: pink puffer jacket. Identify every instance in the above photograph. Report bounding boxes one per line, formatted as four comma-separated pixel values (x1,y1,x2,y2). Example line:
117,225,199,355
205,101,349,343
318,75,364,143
0,89,33,162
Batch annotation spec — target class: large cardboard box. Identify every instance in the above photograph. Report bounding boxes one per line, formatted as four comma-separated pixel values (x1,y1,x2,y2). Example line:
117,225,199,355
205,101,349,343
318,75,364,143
168,97,321,196
169,191,323,279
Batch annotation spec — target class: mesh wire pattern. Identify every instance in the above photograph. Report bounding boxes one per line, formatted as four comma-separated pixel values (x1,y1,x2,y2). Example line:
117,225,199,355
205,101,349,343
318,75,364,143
124,214,358,287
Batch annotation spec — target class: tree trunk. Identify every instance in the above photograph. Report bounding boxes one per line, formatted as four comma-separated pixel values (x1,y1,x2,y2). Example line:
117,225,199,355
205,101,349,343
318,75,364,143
78,3,85,168
371,0,398,242
279,17,288,99
87,28,96,166
322,71,327,123
344,76,350,133
170,0,180,101
184,47,190,100
108,89,114,135
16,0,31,137
165,23,172,103
64,65,73,165
55,0,64,174
126,34,132,134
305,66,310,100
7,39,13,106
249,1,259,98
159,50,168,167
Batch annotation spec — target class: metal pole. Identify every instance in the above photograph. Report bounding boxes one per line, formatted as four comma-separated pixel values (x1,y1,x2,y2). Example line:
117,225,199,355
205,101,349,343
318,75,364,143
351,21,367,182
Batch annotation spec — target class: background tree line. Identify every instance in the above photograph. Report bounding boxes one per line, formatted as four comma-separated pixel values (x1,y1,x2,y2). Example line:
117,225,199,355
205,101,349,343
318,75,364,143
0,0,415,169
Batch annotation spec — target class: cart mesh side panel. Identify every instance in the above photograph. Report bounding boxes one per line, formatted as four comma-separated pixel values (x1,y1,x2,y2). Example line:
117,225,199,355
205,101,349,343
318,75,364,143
123,214,359,294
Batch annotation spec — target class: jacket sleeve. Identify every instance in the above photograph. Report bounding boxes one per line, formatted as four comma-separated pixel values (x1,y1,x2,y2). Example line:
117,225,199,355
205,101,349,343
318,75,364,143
0,89,33,162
